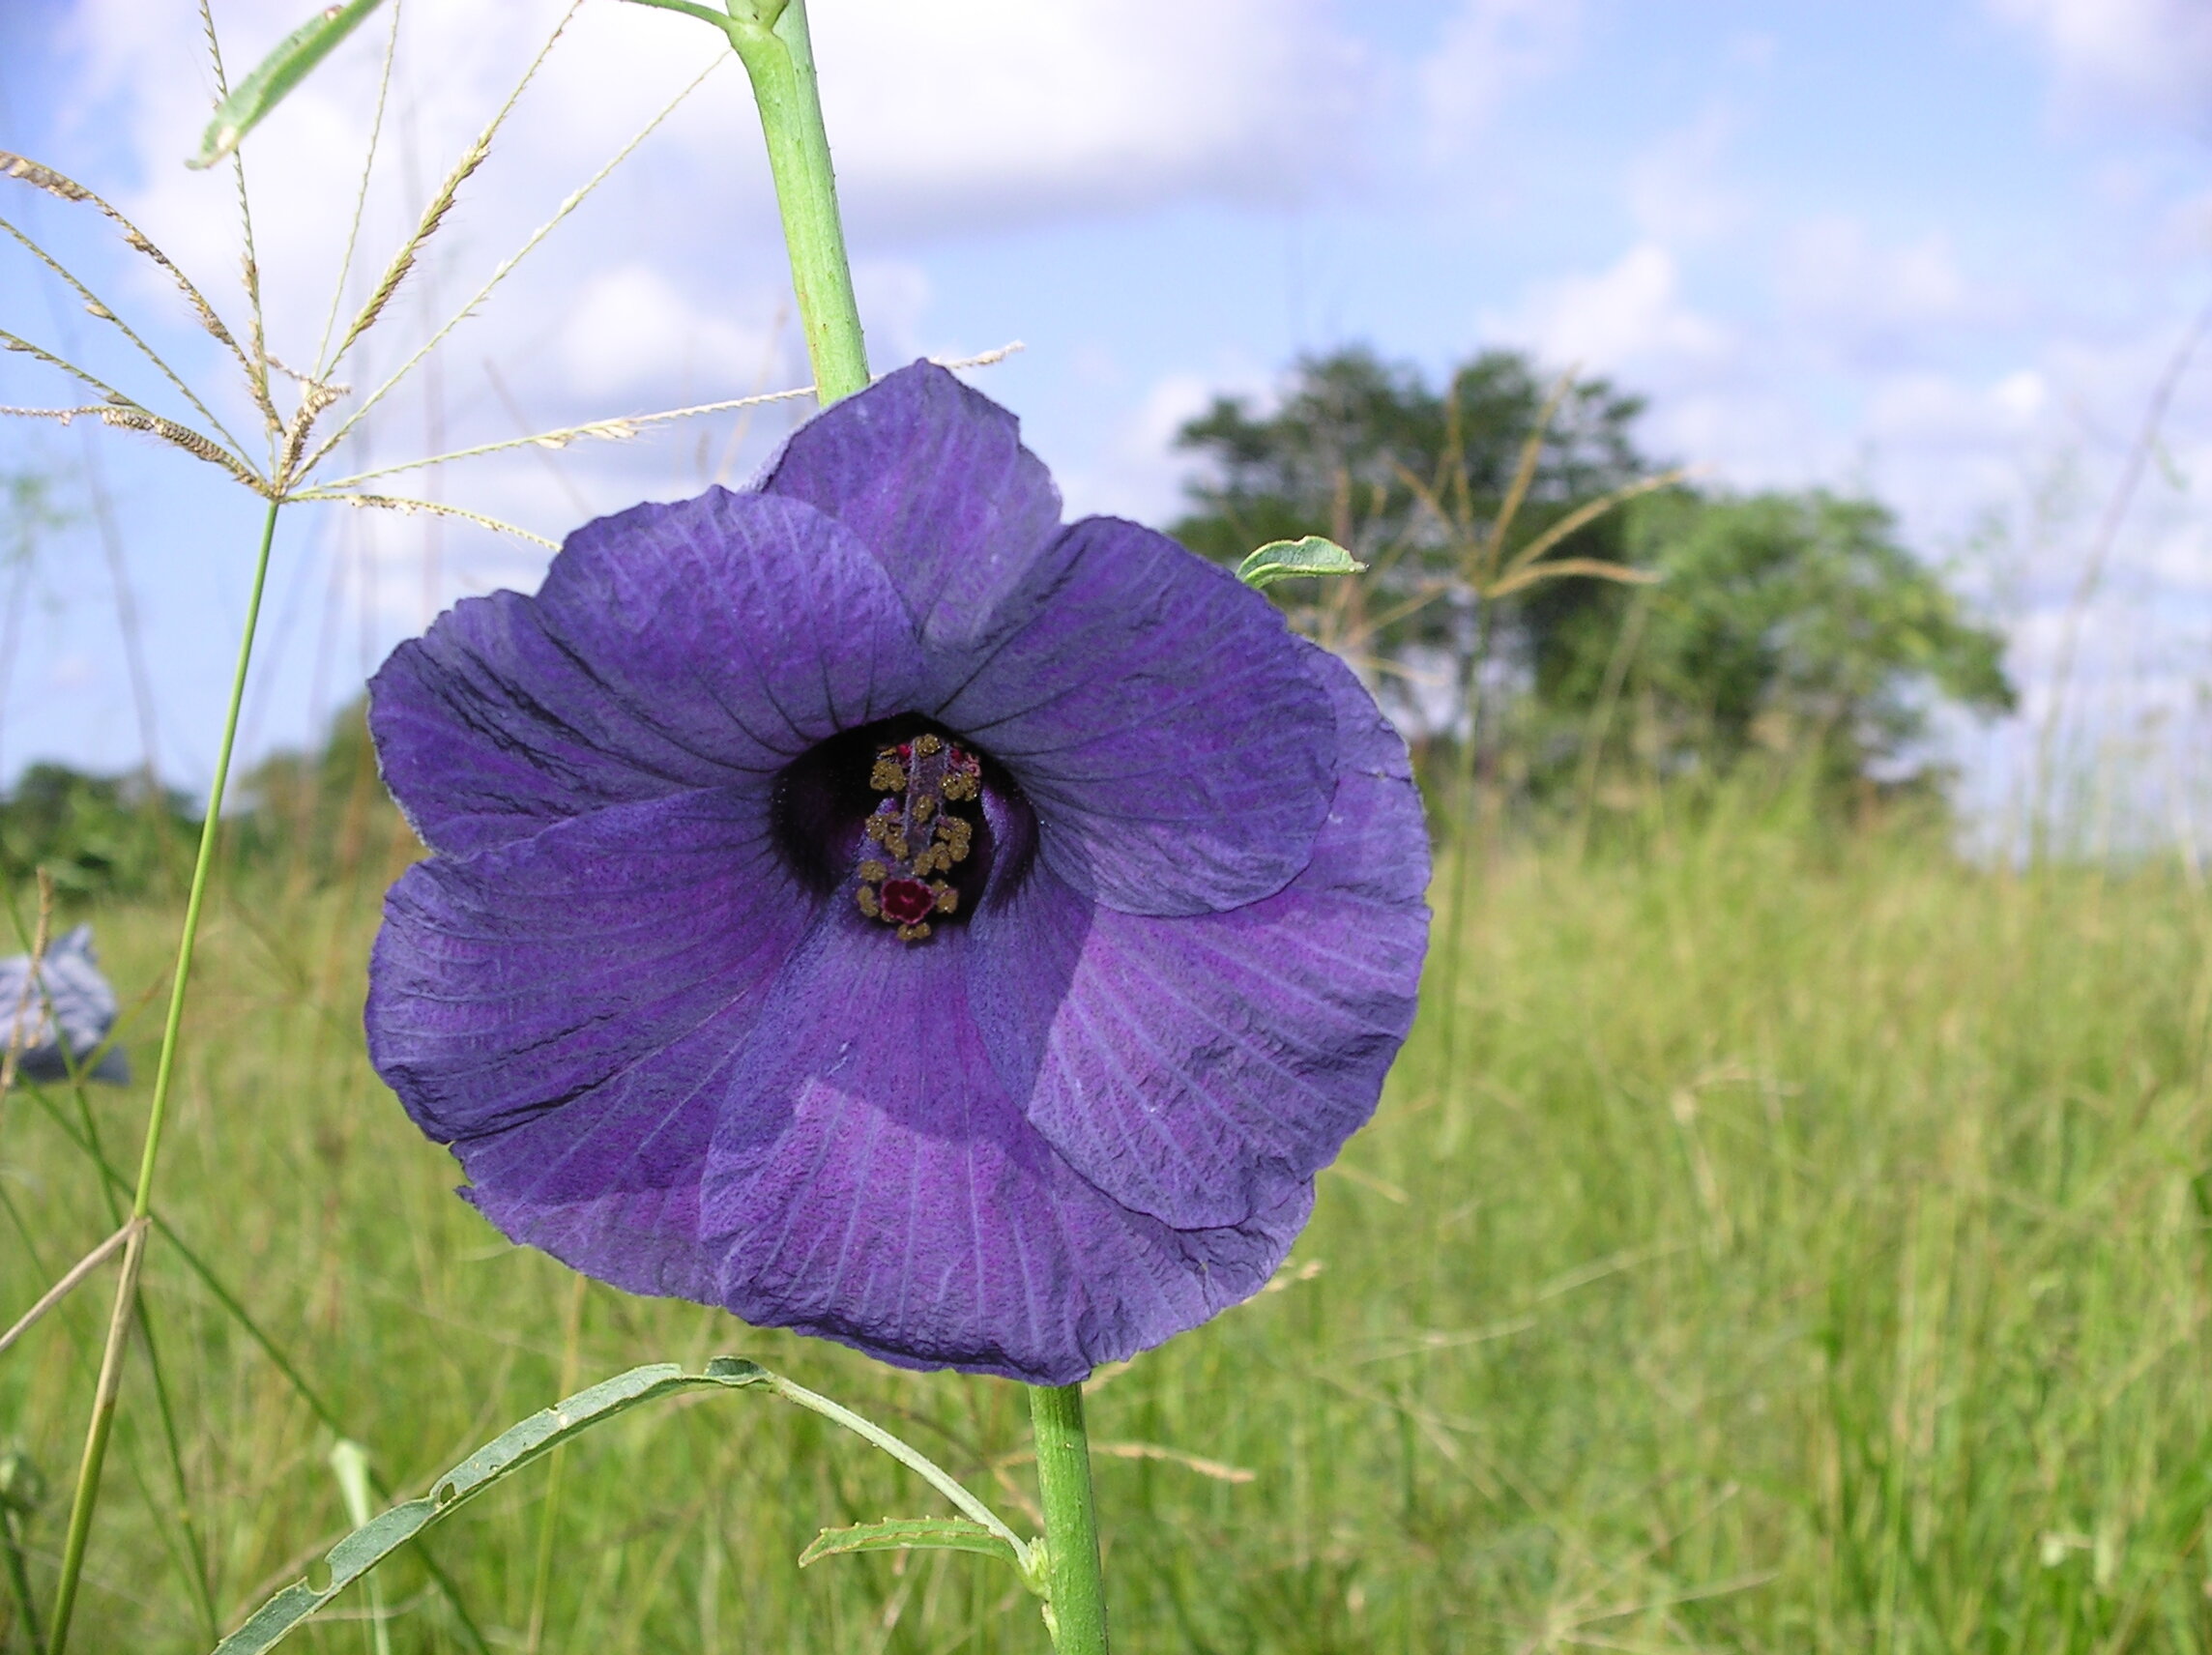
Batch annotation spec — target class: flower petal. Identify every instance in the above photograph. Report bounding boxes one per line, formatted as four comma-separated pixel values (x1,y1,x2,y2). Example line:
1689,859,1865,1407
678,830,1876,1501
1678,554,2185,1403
973,644,1431,1228
758,362,1063,658
695,904,1298,1383
365,789,815,1302
371,490,927,857
933,515,1337,915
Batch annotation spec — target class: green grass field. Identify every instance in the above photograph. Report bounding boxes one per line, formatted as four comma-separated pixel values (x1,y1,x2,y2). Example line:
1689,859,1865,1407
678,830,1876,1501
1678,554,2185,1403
4,798,2209,1653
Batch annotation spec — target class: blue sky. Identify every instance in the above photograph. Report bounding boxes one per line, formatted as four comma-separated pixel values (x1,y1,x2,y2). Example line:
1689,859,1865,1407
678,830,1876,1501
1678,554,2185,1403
3,0,2210,828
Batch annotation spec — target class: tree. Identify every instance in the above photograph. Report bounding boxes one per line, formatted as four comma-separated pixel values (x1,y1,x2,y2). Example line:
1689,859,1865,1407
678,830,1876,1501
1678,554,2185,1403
1538,488,2015,791
0,765,193,900
1171,346,2014,799
1173,347,1650,712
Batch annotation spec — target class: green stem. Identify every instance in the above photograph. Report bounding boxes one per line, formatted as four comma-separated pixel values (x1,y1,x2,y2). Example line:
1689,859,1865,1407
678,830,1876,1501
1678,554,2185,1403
45,496,282,1655
630,0,867,402
734,0,868,401
1029,1384,1109,1655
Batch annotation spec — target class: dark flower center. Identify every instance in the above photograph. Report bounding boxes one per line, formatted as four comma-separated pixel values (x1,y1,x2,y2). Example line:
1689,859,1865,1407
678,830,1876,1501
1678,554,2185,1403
771,717,1030,941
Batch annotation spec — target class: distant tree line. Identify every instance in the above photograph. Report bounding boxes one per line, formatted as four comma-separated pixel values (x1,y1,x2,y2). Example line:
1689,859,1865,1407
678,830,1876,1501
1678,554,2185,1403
0,701,399,902
1172,346,2013,808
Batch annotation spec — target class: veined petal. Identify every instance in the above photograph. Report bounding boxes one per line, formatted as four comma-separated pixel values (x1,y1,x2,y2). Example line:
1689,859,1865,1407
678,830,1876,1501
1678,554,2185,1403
759,362,1063,658
974,643,1431,1228
365,790,817,1300
934,515,1336,915
695,904,1295,1383
372,490,927,857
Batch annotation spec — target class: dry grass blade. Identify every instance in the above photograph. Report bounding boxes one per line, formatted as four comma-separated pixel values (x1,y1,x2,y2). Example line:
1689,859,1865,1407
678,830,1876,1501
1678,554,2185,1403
1485,556,1660,600
95,406,266,491
1391,456,1454,533
0,404,107,424
0,329,262,489
1477,369,1576,583
324,0,585,376
313,387,817,491
0,152,254,380
313,0,405,372
0,215,252,454
272,377,349,494
292,490,558,547
196,0,281,434
928,341,1027,370
0,1218,145,1361
326,138,487,375
305,46,717,478
1494,469,1688,587
0,870,52,1096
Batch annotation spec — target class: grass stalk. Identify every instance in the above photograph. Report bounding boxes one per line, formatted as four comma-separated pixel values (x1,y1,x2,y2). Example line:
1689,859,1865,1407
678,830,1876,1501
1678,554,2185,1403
43,497,283,1655
524,1274,590,1654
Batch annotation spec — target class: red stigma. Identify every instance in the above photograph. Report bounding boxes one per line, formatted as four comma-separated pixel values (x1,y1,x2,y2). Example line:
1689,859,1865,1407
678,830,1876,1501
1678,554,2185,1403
879,879,935,926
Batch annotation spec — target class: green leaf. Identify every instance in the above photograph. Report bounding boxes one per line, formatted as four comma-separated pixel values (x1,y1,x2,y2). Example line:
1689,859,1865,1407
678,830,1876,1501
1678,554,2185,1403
209,1356,1034,1654
799,1517,1024,1570
1236,535,1368,591
211,1359,771,1653
188,0,387,171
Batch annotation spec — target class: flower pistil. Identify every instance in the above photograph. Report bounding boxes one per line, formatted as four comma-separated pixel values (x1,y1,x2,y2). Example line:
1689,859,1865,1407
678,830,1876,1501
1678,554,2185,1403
855,732,978,941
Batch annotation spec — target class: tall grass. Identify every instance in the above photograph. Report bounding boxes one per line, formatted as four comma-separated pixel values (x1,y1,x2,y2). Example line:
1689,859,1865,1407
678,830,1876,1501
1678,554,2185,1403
3,787,2209,1652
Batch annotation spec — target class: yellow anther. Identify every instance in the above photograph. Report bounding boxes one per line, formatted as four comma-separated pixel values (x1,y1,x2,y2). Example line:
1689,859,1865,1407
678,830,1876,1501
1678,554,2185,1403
856,886,881,918
913,733,945,757
897,921,930,942
933,885,959,915
869,756,907,791
858,859,888,883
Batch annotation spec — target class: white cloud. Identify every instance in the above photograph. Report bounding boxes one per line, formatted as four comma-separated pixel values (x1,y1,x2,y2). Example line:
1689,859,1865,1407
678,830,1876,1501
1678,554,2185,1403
1986,0,2212,123
60,0,1371,242
1420,0,1581,155
1056,369,1227,524
1866,368,2050,453
1626,107,1746,244
1501,243,1730,372
1778,218,1976,363
559,265,786,400
812,0,1376,228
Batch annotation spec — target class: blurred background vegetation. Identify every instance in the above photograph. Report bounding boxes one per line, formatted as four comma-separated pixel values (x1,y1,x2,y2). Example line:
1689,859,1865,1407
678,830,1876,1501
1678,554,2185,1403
3,348,2207,1655
1176,346,2014,816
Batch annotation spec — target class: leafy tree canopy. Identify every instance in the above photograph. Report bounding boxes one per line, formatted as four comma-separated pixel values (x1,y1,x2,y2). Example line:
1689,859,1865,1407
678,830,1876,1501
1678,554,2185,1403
0,764,193,900
1171,345,2013,794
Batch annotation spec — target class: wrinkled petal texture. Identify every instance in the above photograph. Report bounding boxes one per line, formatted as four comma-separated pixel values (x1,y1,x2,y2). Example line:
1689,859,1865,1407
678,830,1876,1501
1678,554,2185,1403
367,790,816,1306
692,903,1310,1383
367,361,1431,1384
974,643,1431,1231
371,490,925,857
934,516,1336,915
759,361,1062,659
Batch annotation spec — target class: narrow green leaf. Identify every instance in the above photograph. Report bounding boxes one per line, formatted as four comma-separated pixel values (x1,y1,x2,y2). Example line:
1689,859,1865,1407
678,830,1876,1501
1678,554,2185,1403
211,1359,771,1654
799,1517,1024,1570
188,0,387,171
1237,534,1368,591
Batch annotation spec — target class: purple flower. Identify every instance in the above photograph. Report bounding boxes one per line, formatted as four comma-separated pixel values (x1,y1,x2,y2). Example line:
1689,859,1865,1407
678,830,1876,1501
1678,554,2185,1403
364,363,1430,1385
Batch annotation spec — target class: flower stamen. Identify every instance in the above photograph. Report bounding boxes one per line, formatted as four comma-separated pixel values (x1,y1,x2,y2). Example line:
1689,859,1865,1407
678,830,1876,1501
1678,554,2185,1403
854,732,981,943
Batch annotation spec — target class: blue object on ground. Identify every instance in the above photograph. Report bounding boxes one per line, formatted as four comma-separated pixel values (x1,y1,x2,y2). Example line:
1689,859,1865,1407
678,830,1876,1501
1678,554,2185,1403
0,924,129,1084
